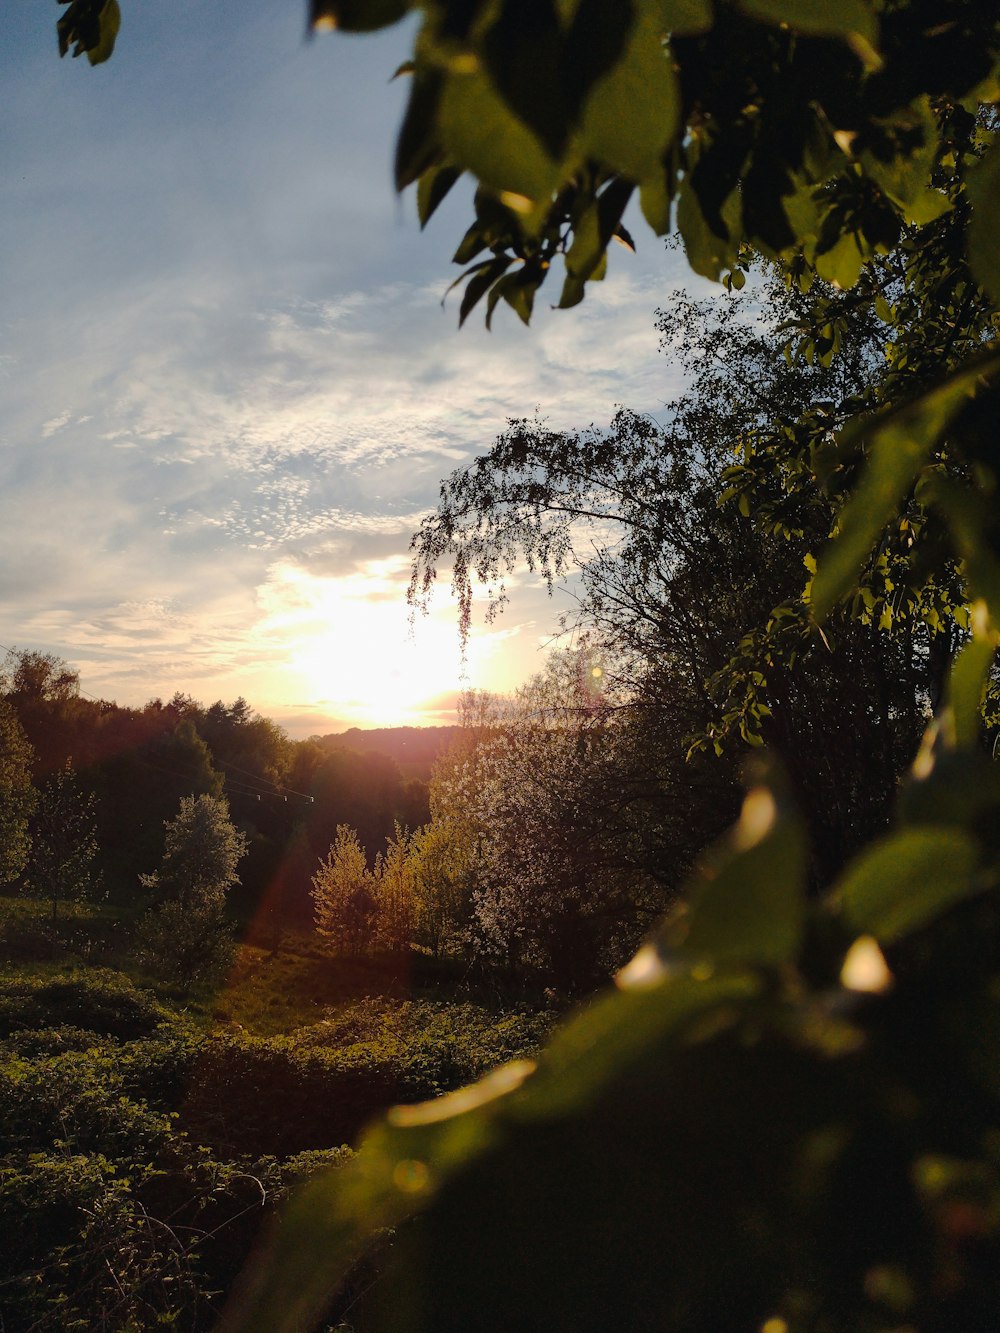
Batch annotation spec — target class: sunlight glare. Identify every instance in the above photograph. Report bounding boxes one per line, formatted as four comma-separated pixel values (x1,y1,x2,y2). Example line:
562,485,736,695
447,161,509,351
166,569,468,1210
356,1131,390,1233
256,559,493,727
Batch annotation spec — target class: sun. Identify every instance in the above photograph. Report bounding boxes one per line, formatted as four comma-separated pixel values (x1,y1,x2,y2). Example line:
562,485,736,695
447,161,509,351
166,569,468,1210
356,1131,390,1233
259,560,468,726
291,614,462,725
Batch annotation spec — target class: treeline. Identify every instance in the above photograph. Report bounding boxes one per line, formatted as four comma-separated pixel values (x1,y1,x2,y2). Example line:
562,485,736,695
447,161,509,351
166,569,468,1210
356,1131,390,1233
0,649,445,933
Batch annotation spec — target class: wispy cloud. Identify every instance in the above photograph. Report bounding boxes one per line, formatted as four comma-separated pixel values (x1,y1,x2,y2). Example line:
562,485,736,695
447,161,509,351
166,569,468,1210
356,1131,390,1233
2,1,718,734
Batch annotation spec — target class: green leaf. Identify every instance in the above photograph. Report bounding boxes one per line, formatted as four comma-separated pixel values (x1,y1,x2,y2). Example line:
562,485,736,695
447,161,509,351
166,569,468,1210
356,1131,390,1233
499,270,539,326
564,179,634,282
669,771,808,968
58,0,121,64
809,350,1000,620
309,0,410,33
395,72,444,191
458,257,514,327
452,223,488,266
837,826,980,944
967,136,1000,307
900,734,1000,837
737,0,877,49
947,630,997,751
579,12,680,183
858,97,940,217
639,167,672,234
86,0,120,65
514,969,759,1121
558,270,587,309
438,69,558,205
654,0,714,36
417,162,462,228
676,173,741,281
928,472,1000,616
813,229,866,289
220,1063,520,1333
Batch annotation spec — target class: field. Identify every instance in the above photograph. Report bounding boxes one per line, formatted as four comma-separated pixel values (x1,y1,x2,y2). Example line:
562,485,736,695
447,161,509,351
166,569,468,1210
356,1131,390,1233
0,895,554,1331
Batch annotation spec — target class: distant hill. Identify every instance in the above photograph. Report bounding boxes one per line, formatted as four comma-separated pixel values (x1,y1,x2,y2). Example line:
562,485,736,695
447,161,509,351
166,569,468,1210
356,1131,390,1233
318,726,461,782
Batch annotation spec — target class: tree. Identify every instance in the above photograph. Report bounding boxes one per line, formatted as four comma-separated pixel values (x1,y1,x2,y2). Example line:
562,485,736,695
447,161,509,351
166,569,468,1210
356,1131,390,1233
407,809,477,960
0,697,36,886
137,794,247,986
410,273,941,885
27,759,101,929
1,647,80,705
59,5,1000,1329
58,5,1000,327
372,824,416,953
311,825,378,957
426,658,686,987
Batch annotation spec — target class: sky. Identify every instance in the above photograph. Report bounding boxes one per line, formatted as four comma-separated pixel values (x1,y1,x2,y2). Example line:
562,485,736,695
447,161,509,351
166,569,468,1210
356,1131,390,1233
2,0,710,737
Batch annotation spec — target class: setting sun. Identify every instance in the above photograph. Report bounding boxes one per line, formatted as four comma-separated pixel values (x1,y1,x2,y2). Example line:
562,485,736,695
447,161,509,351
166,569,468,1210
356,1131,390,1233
255,558,500,727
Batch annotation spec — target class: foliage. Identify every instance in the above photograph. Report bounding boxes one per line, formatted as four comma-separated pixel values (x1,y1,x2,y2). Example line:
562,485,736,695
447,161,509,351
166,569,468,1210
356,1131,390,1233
410,301,937,887
427,660,676,987
0,698,36,886
220,653,1000,1333
0,944,545,1330
312,825,379,957
51,4,1000,1329
140,793,247,911
58,3,1000,327
1,648,81,705
176,1008,549,1159
26,760,101,927
137,794,247,987
406,806,476,958
0,1035,288,1332
0,968,176,1041
373,824,416,952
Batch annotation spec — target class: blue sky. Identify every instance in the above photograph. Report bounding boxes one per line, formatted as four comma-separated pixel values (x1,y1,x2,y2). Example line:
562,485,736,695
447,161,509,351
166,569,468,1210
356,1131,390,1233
2,0,707,735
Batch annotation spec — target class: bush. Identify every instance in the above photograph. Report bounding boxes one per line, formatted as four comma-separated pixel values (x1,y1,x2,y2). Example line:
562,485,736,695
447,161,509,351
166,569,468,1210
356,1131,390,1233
0,969,177,1040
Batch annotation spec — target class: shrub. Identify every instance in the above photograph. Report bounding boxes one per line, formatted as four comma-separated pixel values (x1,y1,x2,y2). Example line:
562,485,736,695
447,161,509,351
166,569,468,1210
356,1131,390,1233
0,969,177,1040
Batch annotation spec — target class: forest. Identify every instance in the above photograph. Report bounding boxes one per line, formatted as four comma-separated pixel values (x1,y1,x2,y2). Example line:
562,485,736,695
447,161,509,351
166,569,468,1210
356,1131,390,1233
4,0,1000,1330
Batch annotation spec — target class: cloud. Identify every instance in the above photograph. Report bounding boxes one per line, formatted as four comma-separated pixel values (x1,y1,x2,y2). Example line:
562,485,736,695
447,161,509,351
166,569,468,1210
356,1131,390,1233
2,2,719,731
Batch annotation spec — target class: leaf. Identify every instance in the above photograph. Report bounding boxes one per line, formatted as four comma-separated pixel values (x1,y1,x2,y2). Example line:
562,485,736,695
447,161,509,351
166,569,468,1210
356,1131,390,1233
668,770,808,968
514,969,759,1120
57,0,120,64
220,1063,519,1333
857,97,940,217
395,72,444,191
676,173,741,281
967,136,1000,307
417,162,462,228
809,349,1000,620
928,472,1000,616
309,0,410,32
737,0,877,49
813,229,866,289
86,0,120,66
438,69,558,205
947,629,997,751
458,258,513,327
558,270,587,309
452,223,488,266
564,179,634,283
499,269,539,326
837,826,980,944
578,11,680,182
654,0,714,37
639,166,672,234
